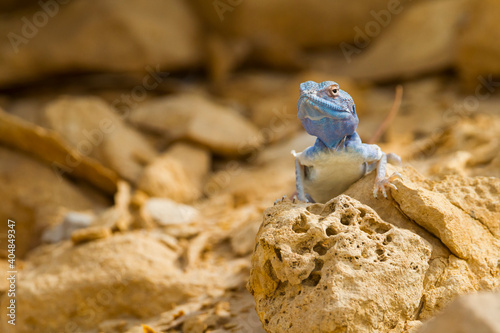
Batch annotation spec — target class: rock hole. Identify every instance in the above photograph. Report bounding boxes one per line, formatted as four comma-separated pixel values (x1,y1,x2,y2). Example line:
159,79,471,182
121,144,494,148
341,214,354,226
264,260,277,281
313,241,328,255
276,280,288,296
300,247,310,254
326,226,338,236
302,259,323,287
359,209,367,218
265,319,269,324
383,235,393,245
313,259,324,272
274,248,282,261
292,214,309,233
302,273,321,287
375,248,384,256
373,223,391,234
360,225,374,235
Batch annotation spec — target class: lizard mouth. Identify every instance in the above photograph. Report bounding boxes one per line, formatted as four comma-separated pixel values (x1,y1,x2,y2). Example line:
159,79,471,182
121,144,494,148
298,93,353,121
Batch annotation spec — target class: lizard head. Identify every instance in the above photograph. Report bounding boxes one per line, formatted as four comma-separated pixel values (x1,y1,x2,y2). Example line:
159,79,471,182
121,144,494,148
297,80,359,148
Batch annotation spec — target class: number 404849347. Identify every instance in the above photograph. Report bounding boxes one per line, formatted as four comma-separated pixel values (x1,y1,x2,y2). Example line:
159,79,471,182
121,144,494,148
7,219,15,269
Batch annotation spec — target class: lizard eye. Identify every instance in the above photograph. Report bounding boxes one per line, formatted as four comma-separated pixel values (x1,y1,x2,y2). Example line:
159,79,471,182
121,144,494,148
328,86,339,98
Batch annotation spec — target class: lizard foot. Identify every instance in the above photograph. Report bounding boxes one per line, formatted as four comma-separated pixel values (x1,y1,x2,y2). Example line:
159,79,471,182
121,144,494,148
292,194,312,203
373,172,402,199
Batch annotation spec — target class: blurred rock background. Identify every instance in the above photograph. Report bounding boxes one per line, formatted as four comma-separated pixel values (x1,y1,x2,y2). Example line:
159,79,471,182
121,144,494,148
0,0,499,332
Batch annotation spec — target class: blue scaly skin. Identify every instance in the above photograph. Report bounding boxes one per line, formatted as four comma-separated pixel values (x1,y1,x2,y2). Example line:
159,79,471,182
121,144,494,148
292,80,401,203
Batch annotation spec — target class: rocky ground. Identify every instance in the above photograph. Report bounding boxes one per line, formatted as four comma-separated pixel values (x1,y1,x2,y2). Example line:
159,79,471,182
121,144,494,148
0,0,499,332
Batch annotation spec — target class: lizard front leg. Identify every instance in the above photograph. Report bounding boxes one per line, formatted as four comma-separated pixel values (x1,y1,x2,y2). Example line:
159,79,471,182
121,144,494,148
373,152,402,198
293,150,308,202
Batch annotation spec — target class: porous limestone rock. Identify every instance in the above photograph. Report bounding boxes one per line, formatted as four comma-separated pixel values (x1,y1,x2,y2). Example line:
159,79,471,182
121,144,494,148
389,172,500,318
249,166,500,332
428,175,500,239
248,195,432,333
347,166,500,319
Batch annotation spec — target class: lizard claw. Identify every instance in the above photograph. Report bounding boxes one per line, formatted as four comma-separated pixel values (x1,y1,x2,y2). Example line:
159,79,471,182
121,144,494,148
387,171,403,182
373,172,402,199
274,195,289,205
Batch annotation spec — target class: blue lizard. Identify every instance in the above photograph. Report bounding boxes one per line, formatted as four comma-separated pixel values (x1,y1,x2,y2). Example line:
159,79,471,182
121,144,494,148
292,80,401,203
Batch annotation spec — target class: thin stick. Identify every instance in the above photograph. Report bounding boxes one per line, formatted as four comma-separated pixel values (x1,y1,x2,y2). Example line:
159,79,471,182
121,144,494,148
368,85,403,144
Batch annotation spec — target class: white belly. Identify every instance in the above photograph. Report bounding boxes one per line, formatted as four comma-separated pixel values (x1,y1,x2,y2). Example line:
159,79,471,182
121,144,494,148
302,151,366,203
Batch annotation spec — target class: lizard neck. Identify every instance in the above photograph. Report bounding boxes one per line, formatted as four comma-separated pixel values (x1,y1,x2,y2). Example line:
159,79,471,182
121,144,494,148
315,137,343,150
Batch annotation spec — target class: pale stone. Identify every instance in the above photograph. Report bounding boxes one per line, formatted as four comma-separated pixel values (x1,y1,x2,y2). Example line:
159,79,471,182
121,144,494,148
230,219,261,256
71,226,113,244
0,147,109,257
165,143,211,199
418,292,500,333
142,198,199,226
0,0,202,86
391,175,500,274
429,175,500,239
0,109,119,195
92,180,133,232
137,154,198,203
192,0,410,66
130,94,262,156
457,0,500,89
42,211,95,243
44,96,157,183
0,232,206,333
348,0,469,81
